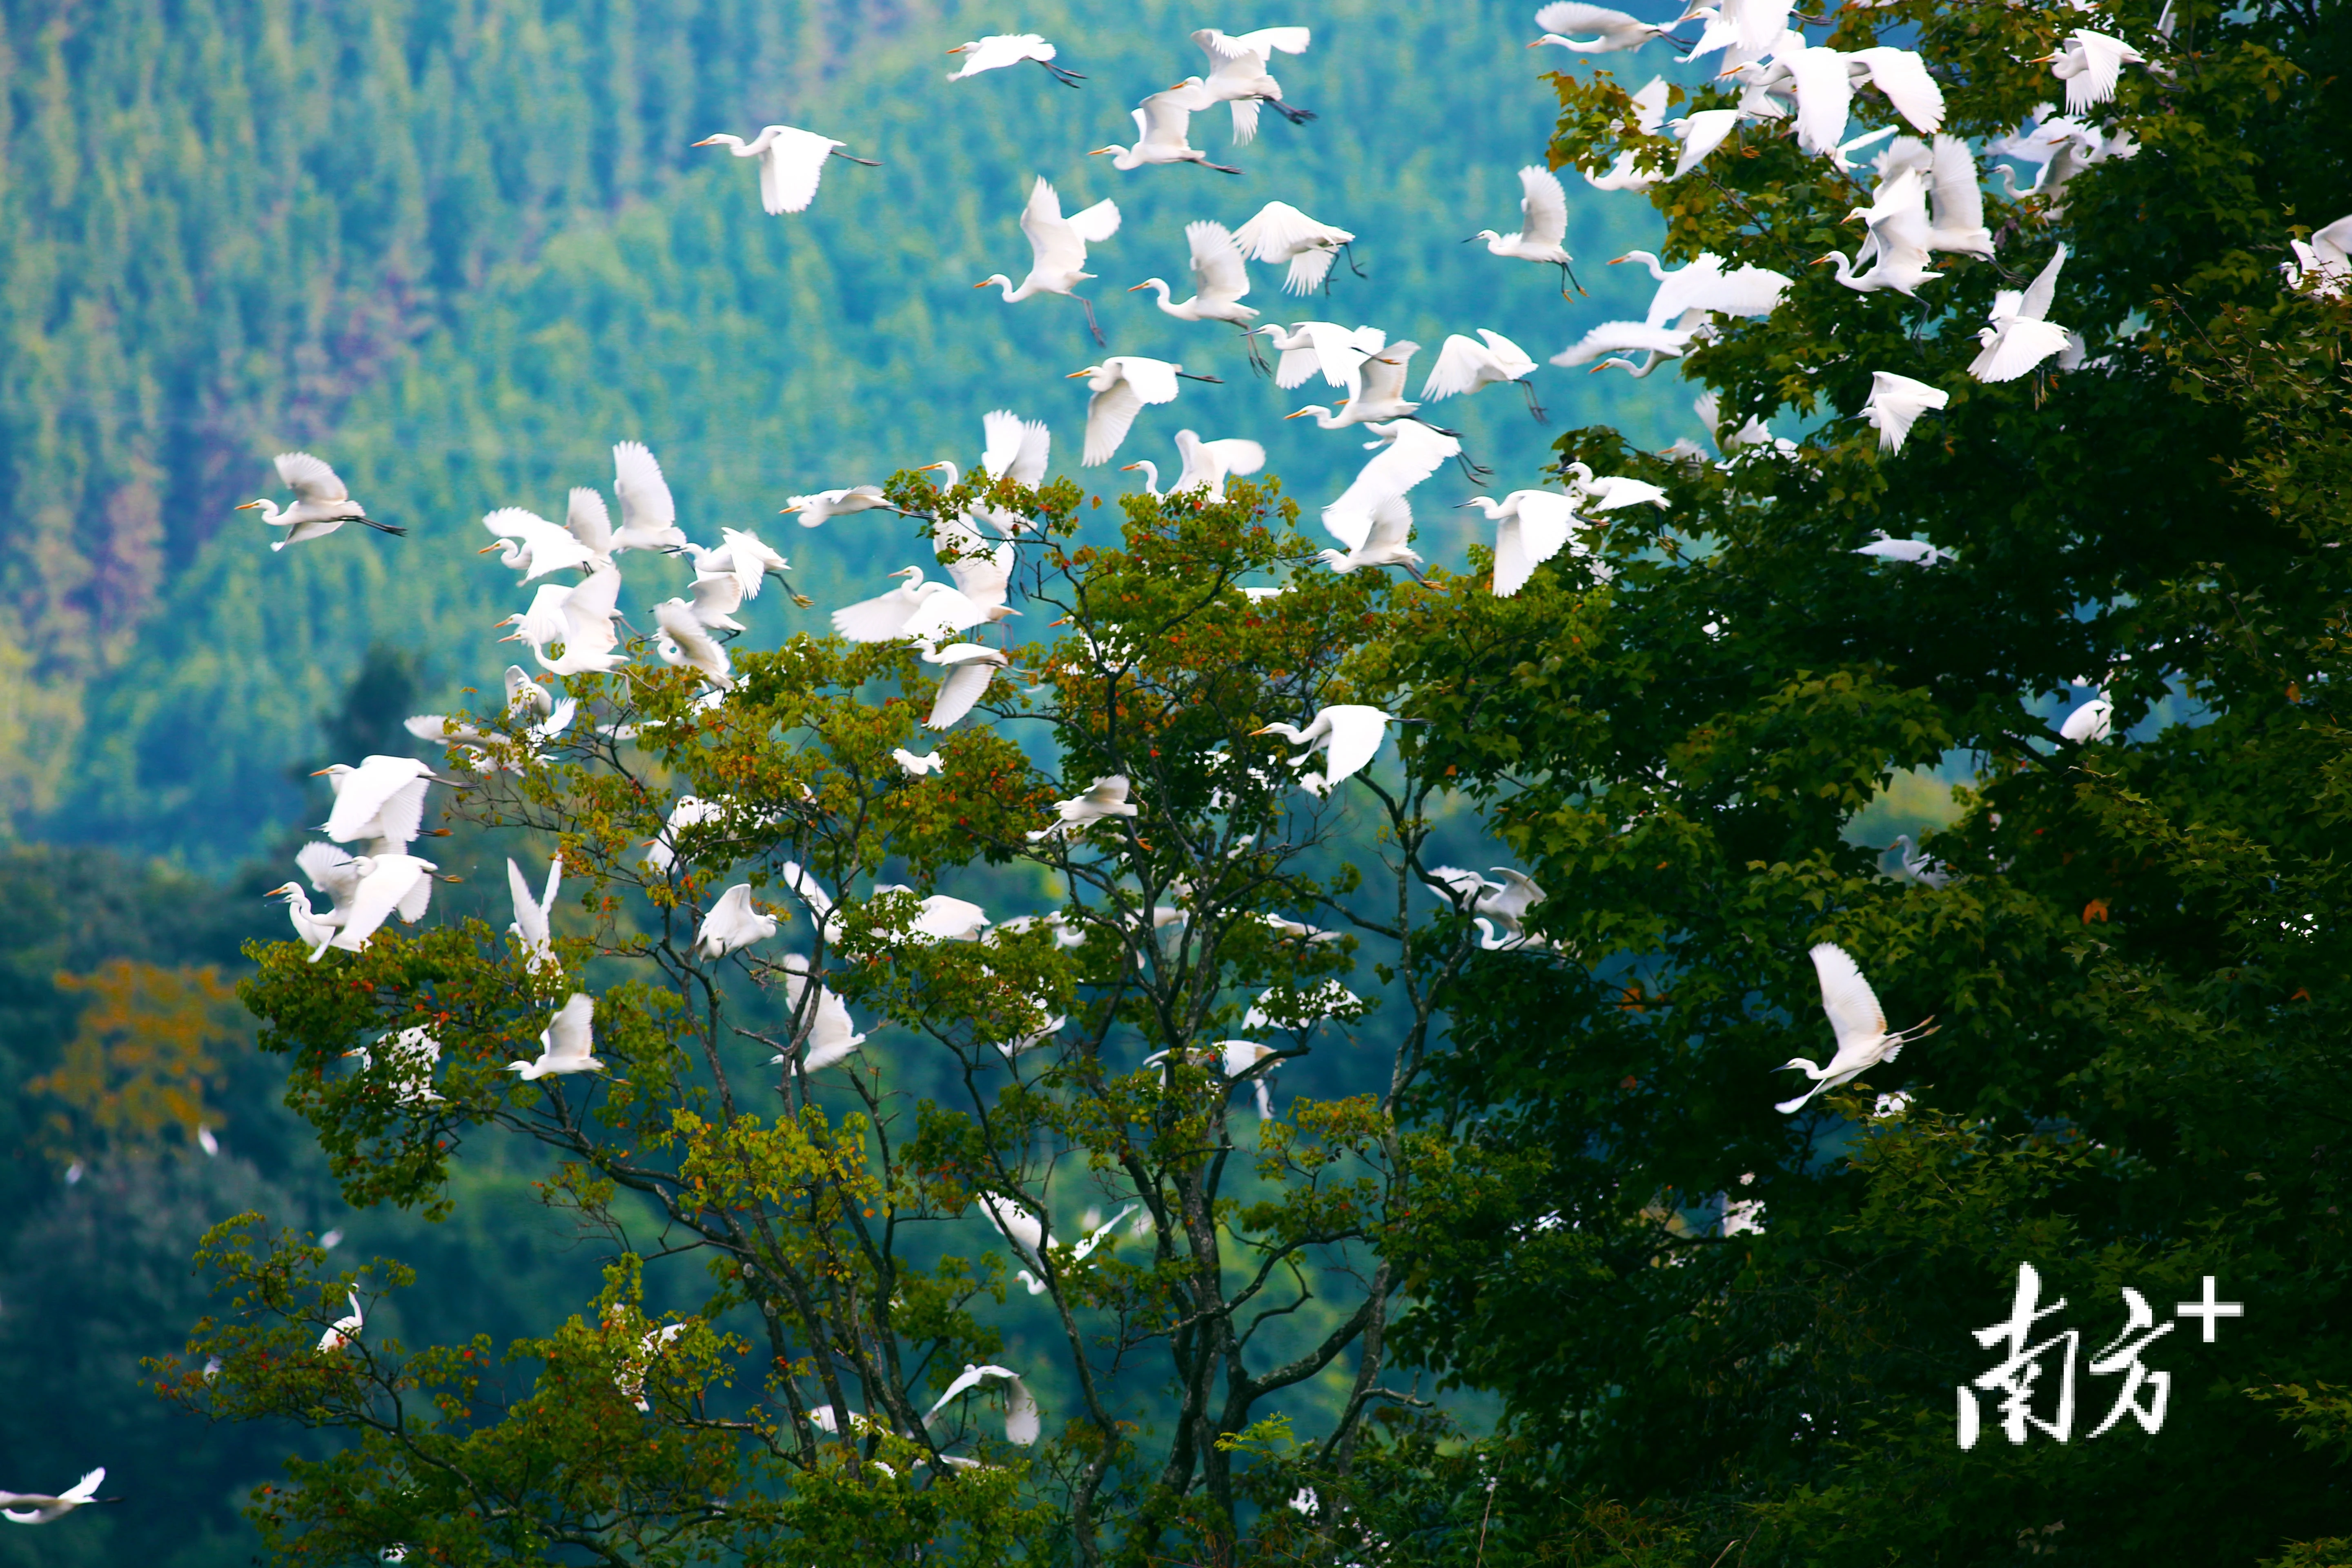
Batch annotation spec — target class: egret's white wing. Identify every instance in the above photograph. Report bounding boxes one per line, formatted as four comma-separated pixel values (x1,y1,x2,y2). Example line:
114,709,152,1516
1202,437,1264,476
298,841,363,905
545,992,597,1063
1550,320,1693,367
1628,74,1671,134
1536,3,1644,37
1970,317,2071,382
506,583,572,651
1320,705,1391,786
1474,329,1539,377
1672,109,1746,178
1496,494,1578,595
561,568,625,655
1849,47,1945,132
1020,178,1082,276
1864,371,1949,451
981,410,1033,481
1232,25,1310,56
324,757,422,842
1782,44,1855,154
1929,134,1988,237
274,451,349,503
1083,379,1146,467
58,1469,105,1504
1301,322,1373,388
612,441,678,541
1283,249,1339,294
1421,335,1491,401
394,861,435,922
371,776,432,849
1067,196,1121,246
334,859,430,950
1186,221,1251,304
1324,422,1457,530
2063,29,2132,110
1808,942,1887,1054
1117,356,1182,405
830,581,918,641
508,858,546,940
760,126,840,214
900,586,991,644
1517,166,1570,248
928,659,1001,729
1233,200,1316,261
565,488,613,555
1707,265,1795,318
2018,243,2069,323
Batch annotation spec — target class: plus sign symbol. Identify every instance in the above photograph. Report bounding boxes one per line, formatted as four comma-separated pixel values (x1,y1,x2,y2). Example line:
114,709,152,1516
2175,1275,2245,1343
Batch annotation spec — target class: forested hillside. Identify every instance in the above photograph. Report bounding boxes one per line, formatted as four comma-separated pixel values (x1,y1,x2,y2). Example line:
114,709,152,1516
11,0,1673,871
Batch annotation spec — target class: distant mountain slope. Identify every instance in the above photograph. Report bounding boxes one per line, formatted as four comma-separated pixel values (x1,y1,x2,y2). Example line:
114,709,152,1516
0,0,914,831
61,0,1692,869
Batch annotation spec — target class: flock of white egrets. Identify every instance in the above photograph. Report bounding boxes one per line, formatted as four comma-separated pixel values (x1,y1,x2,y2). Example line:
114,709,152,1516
16,1,2313,1515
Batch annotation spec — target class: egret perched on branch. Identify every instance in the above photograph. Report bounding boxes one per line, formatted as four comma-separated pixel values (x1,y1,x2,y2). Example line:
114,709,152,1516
946,33,1083,86
1068,356,1219,466
1233,201,1359,294
1472,167,1577,294
1969,245,2073,383
924,1364,1042,1446
978,176,1123,346
1145,1040,1283,1118
2037,28,2146,112
508,993,603,1080
1254,704,1396,791
1583,77,1673,191
2060,692,2114,743
784,485,903,527
696,884,778,959
1529,2,1687,53
1562,461,1668,514
895,748,944,776
1181,27,1315,145
1459,490,1594,596
1862,372,1949,454
1028,775,1136,842
2283,215,2352,298
317,1293,365,1354
348,1026,444,1105
1129,221,1260,342
0,1468,114,1525
691,125,879,214
1426,866,1548,942
1091,89,1242,174
508,853,562,971
1421,330,1544,421
1775,942,1936,1113
238,452,402,548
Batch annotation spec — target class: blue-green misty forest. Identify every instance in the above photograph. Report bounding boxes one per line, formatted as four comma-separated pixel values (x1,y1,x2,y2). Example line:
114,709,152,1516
0,2,1699,1561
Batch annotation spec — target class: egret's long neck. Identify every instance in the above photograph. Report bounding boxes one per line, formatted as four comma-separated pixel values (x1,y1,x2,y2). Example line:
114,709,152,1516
1127,461,1160,497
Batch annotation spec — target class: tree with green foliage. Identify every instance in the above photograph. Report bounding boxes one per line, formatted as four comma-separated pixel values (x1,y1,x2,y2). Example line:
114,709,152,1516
178,468,1544,1564
1324,0,2352,1560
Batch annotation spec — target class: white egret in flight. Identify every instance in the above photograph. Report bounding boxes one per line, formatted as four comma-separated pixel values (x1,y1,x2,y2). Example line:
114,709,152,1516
1285,339,1421,427
1233,201,1359,294
2037,28,2146,112
690,125,879,214
610,442,687,553
652,597,735,689
1068,356,1219,466
1254,704,1395,791
501,566,627,677
783,485,903,527
1027,775,1136,842
508,993,603,1080
268,880,338,949
945,33,1083,86
0,1469,114,1525
1120,429,1265,501
922,642,1010,730
1820,167,1940,295
1562,461,1669,514
924,1363,1042,1446
1251,321,1382,391
1421,330,1544,421
1318,495,1425,579
507,853,562,972
772,957,867,1074
238,452,403,548
478,507,597,580
981,409,1054,486
1180,27,1315,145
1090,89,1242,174
1457,490,1593,596
1610,250,1793,327
1862,372,1949,454
832,566,1002,644
1776,942,1936,1113
696,884,778,959
1471,167,1577,294
1851,530,1957,566
1322,420,1461,549
978,176,1123,345
1529,2,1687,53
1129,221,1260,343
316,756,446,852
1969,245,2074,383
1875,136,1996,257
305,854,437,961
